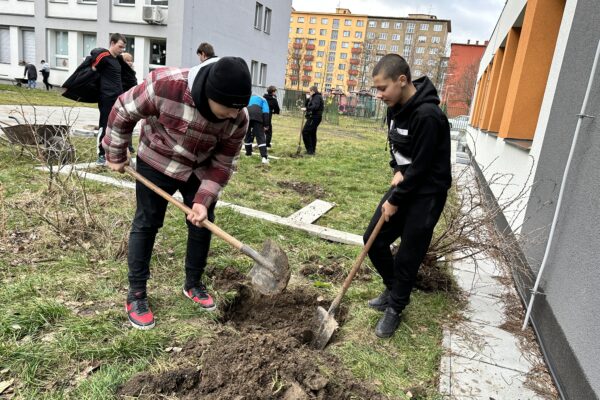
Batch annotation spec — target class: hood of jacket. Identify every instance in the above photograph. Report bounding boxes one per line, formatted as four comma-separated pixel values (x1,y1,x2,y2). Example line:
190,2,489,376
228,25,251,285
187,57,223,122
389,76,440,119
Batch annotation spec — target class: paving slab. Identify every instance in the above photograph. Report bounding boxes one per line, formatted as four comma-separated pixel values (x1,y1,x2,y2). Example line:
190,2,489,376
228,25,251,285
287,199,335,224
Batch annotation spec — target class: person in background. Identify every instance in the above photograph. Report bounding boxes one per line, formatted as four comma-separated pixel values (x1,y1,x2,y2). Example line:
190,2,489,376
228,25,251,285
244,94,271,164
196,42,216,64
39,60,52,91
93,33,127,166
301,86,324,155
23,61,37,89
263,86,280,148
102,57,252,330
364,54,451,338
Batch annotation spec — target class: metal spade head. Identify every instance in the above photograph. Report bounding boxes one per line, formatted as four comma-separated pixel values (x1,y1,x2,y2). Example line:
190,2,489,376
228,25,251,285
248,239,290,296
312,305,339,350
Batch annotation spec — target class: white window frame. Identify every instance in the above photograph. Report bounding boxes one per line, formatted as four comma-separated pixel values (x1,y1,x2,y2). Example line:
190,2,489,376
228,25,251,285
420,24,429,31
54,30,69,69
368,21,376,28
297,17,304,23
379,32,387,40
407,23,415,33
0,28,10,64
259,63,267,86
434,24,443,32
263,7,271,34
254,2,263,30
392,34,400,41
377,44,386,51
394,22,402,29
381,21,389,28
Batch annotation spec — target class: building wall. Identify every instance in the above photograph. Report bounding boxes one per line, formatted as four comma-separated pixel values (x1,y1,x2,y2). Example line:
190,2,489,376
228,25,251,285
468,0,600,397
443,42,486,117
287,8,449,94
0,0,291,91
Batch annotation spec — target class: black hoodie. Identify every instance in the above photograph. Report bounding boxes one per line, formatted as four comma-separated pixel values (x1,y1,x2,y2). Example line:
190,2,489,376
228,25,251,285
386,76,451,206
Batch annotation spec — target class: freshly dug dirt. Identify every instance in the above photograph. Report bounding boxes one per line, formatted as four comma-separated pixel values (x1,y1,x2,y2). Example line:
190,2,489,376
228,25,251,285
118,269,386,399
277,180,326,198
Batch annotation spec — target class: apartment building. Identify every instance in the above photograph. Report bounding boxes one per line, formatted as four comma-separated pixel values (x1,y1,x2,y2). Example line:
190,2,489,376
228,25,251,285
467,0,600,398
0,0,291,92
286,8,450,94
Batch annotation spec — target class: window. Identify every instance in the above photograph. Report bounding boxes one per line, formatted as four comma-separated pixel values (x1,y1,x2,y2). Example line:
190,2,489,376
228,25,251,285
82,33,96,58
367,32,375,39
0,28,10,64
259,63,267,86
394,22,402,29
404,34,412,44
315,72,321,78
264,8,271,33
331,30,338,39
344,19,352,26
381,21,389,28
308,28,315,35
115,0,135,4
328,53,336,61
431,36,440,44
376,55,382,61
420,24,429,31
414,59,422,65
403,45,411,57
329,41,337,50
22,30,35,64
321,18,328,24
418,35,426,43
338,63,345,70
366,43,373,50
356,20,364,27
341,42,349,48
54,30,69,68
414,69,422,76
320,29,327,35
343,30,350,37
379,32,387,40
310,17,316,23
368,21,376,28
355,31,362,39
317,50,324,57
295,38,302,43
296,28,303,34
434,24,443,32
407,23,415,33
150,0,168,5
428,59,436,66
377,44,386,51
254,3,263,30
416,47,424,54
327,63,334,72
337,74,343,80
390,45,399,52
149,38,166,67
340,53,347,59
429,47,438,55
250,60,258,84
392,34,400,41
353,42,361,48
291,80,298,86
332,19,339,28
77,0,96,3
316,61,323,68
318,40,325,46
297,17,304,23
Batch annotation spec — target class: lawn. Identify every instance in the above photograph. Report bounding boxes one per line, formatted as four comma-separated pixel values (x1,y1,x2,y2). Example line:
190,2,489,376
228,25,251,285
0,84,94,108
0,106,459,399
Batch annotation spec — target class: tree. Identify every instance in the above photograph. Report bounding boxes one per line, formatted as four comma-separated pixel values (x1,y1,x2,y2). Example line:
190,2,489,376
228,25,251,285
452,59,479,109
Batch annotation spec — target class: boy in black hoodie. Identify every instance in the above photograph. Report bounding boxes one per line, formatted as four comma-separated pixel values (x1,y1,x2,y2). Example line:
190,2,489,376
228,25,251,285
365,54,451,338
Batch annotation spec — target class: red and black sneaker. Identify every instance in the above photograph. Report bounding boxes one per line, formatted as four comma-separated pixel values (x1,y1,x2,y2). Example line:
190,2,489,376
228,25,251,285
182,284,216,311
125,291,155,330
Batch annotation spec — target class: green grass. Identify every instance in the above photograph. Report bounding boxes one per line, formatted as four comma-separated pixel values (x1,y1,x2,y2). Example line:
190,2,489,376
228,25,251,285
0,84,93,108
0,107,459,399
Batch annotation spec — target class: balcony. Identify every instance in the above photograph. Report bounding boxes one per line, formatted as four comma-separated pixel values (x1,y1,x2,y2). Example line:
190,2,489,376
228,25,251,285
293,43,303,49
346,80,358,86
290,64,300,70
301,75,313,82
303,65,313,71
306,44,316,50
349,58,360,65
348,69,359,76
304,55,314,61
351,47,363,54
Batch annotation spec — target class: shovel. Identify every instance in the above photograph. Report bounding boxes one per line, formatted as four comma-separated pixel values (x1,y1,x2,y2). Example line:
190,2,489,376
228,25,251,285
312,214,386,349
124,165,290,295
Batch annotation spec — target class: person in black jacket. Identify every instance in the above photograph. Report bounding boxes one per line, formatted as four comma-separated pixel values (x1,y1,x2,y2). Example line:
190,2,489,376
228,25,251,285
301,86,323,155
92,33,127,166
23,62,37,89
263,86,280,148
364,54,451,338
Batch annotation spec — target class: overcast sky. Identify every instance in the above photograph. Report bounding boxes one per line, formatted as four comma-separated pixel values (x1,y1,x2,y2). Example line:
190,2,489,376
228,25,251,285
291,0,506,45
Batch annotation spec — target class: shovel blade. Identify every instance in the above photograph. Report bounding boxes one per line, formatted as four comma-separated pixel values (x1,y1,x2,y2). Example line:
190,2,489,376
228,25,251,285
312,306,339,350
248,239,290,296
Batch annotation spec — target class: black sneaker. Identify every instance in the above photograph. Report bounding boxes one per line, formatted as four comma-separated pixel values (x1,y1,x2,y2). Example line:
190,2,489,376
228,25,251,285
368,289,390,311
375,307,401,338
125,291,155,330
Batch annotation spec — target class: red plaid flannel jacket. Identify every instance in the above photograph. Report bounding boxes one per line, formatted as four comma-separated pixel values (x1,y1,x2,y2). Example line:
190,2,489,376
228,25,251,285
102,67,248,207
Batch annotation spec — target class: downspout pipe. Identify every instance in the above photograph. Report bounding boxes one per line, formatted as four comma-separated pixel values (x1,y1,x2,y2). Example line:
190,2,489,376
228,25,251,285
522,39,600,330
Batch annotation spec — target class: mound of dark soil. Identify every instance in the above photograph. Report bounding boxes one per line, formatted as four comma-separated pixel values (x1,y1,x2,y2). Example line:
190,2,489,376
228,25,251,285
118,270,385,399
277,180,326,198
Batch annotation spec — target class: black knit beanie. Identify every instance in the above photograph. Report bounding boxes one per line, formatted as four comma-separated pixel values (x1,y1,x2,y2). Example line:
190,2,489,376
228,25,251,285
203,57,252,109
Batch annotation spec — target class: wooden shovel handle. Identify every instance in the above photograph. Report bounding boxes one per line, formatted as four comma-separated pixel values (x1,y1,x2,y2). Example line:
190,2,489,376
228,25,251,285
327,214,386,314
124,165,244,251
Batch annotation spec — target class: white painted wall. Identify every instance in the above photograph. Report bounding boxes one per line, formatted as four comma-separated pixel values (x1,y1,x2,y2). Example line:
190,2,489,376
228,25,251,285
111,2,145,24
47,0,96,20
0,0,34,15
